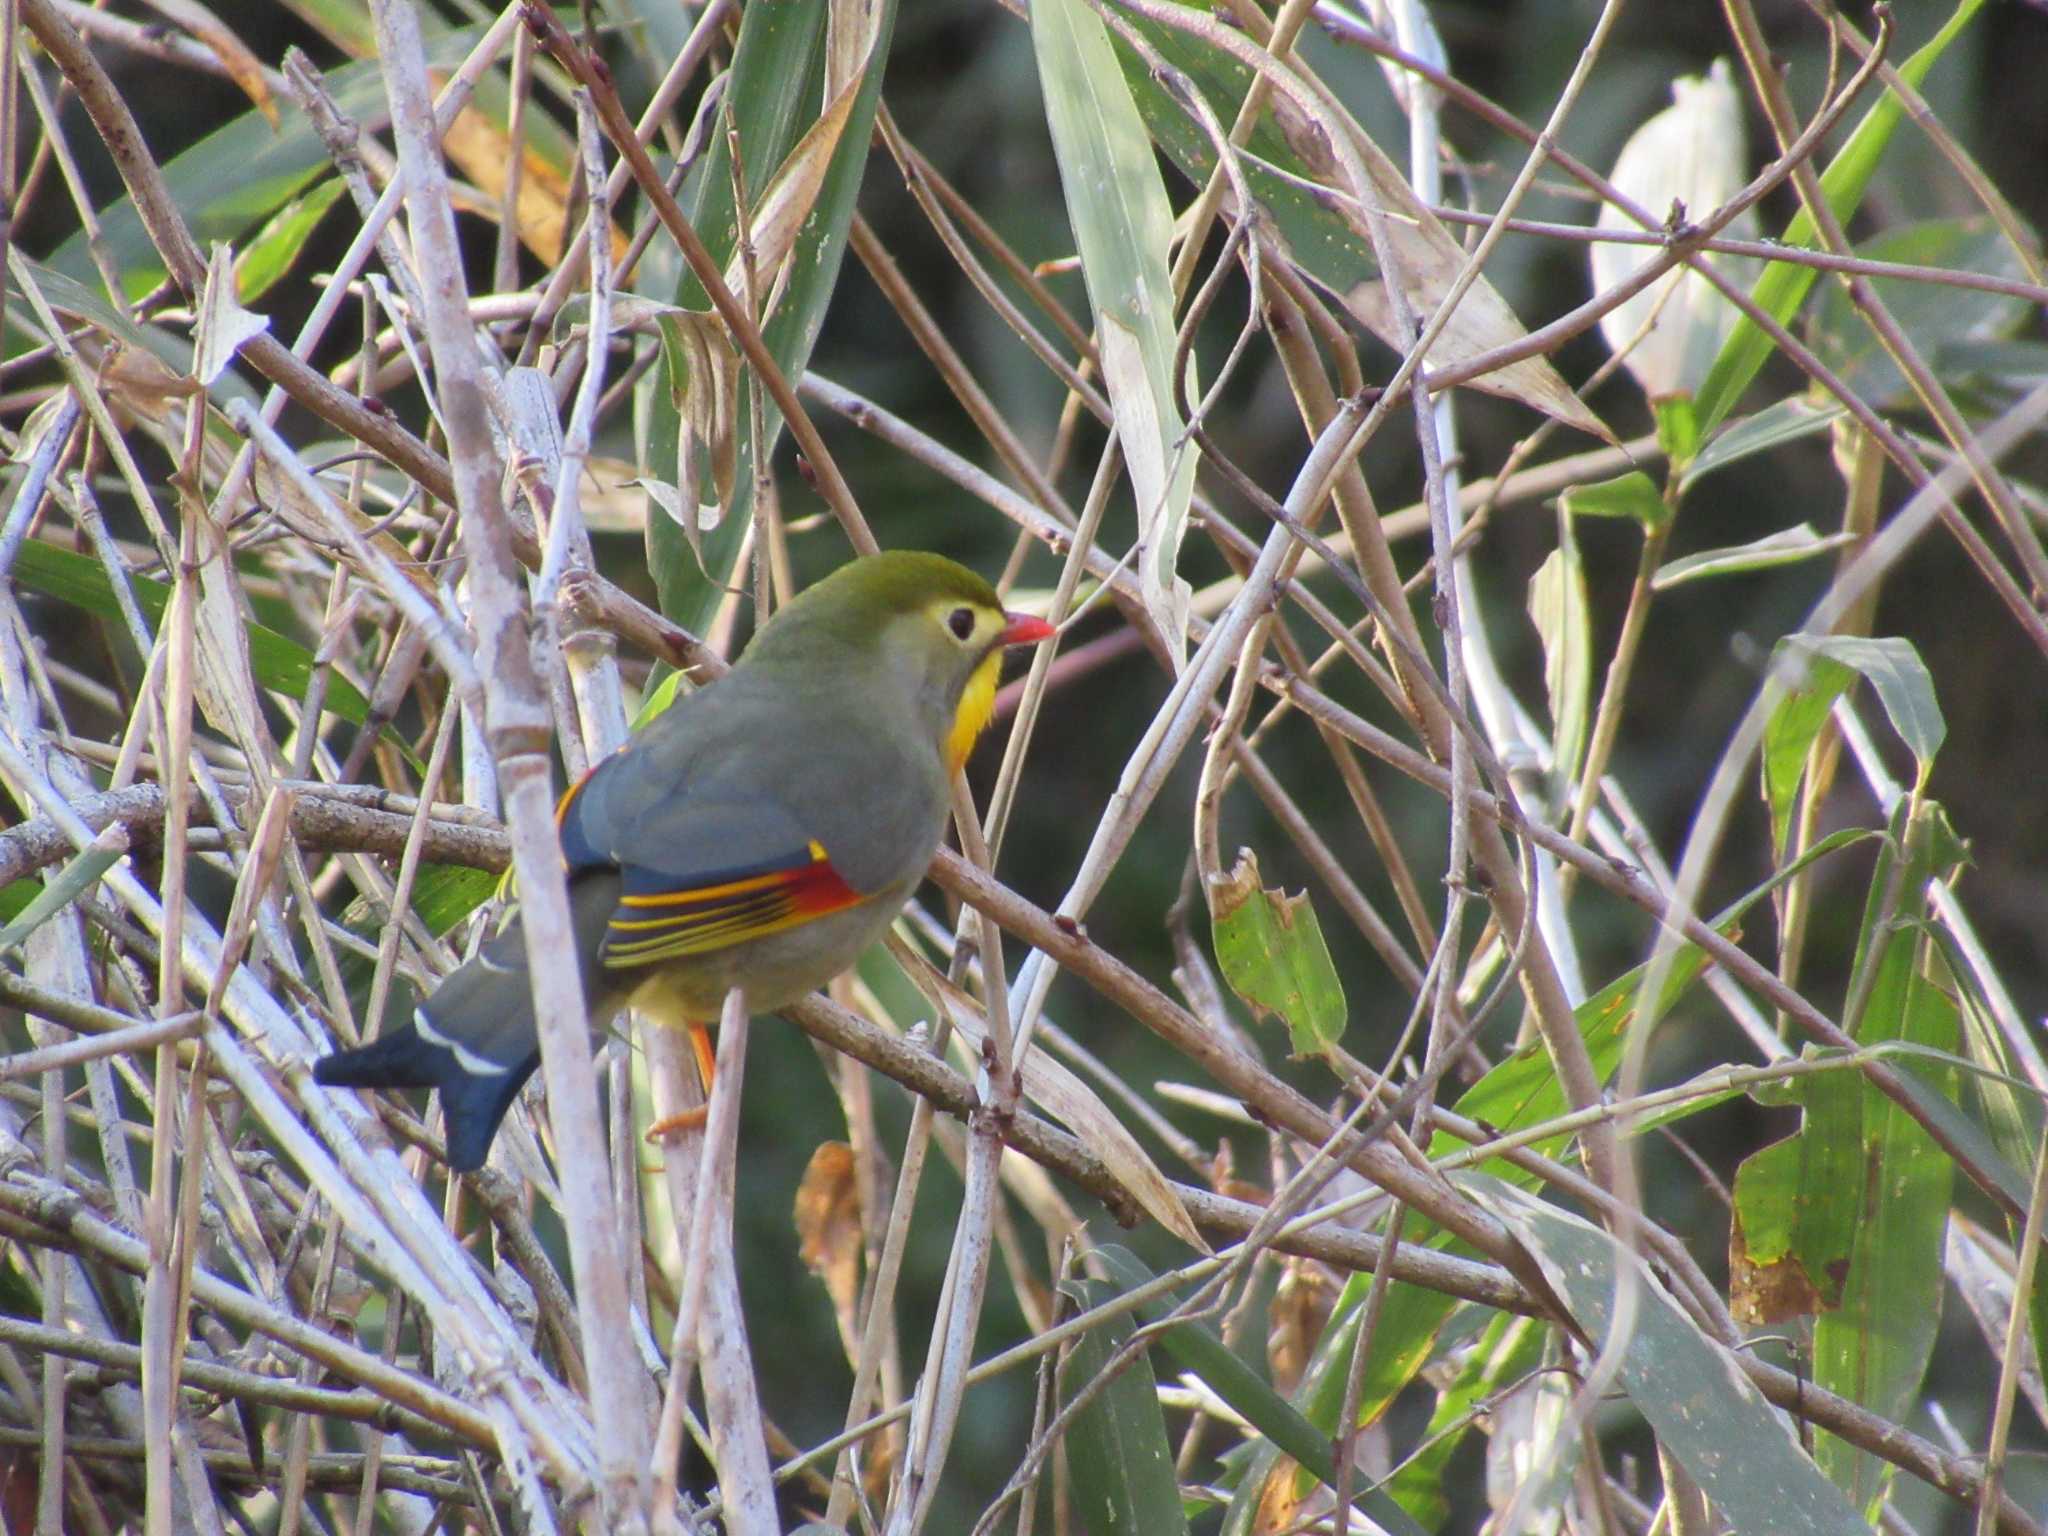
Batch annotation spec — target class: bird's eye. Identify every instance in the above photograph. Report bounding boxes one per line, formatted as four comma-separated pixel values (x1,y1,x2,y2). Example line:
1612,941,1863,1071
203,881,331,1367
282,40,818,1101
947,606,976,641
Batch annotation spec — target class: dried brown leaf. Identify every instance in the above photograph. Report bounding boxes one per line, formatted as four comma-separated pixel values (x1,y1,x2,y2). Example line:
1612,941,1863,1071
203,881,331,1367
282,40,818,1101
794,1139,865,1359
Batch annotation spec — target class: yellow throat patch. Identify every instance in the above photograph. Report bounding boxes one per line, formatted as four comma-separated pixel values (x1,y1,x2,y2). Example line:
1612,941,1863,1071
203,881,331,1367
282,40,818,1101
946,650,1004,772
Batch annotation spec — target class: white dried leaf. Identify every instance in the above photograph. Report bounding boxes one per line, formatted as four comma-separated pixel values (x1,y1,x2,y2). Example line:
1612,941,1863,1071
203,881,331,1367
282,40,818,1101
1592,61,1758,400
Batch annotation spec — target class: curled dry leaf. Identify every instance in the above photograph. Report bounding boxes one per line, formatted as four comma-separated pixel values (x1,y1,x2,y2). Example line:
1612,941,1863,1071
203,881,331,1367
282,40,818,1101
1235,63,1608,441
915,960,1209,1251
194,242,269,387
723,73,863,305
579,457,661,535
1591,61,1755,401
656,310,741,558
1266,1255,1336,1397
794,1139,865,1359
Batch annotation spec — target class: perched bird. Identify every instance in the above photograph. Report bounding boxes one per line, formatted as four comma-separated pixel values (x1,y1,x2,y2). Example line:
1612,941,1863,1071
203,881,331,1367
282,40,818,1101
314,551,1055,1170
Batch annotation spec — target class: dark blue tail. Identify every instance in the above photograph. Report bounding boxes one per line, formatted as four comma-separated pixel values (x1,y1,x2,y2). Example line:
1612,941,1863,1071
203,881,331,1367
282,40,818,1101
314,1021,541,1172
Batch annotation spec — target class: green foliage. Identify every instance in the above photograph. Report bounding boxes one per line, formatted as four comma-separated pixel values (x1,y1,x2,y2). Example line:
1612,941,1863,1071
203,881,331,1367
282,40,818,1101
1208,849,1347,1057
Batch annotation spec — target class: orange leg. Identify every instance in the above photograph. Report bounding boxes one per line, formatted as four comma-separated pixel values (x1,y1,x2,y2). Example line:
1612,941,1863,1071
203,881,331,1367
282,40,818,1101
644,1021,716,1143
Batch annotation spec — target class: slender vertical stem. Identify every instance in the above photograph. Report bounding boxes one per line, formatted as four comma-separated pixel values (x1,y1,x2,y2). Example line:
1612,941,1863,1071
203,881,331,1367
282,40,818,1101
370,2,652,1526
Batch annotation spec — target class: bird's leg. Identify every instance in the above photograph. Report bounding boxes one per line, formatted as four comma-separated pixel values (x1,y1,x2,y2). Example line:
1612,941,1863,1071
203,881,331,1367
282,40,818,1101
643,1021,716,1142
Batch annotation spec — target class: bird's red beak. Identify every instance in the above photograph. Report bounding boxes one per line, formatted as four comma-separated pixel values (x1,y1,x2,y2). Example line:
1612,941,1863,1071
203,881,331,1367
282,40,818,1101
999,612,1057,647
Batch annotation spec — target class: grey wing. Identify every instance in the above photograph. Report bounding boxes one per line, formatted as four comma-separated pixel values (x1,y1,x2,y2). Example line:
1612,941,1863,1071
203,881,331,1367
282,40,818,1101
561,687,834,887
563,679,946,897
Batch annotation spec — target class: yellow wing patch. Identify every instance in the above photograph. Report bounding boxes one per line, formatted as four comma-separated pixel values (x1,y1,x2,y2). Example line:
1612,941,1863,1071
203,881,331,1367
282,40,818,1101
601,840,866,970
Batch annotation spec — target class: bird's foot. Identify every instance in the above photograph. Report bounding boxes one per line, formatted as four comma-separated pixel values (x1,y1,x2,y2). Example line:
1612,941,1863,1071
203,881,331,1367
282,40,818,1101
644,1105,710,1145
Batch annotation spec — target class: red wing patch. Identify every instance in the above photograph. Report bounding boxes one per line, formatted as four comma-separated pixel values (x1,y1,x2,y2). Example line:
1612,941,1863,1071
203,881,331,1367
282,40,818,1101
600,839,865,970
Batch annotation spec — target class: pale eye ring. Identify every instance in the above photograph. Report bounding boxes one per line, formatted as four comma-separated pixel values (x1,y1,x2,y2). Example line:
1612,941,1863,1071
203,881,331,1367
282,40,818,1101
947,606,975,641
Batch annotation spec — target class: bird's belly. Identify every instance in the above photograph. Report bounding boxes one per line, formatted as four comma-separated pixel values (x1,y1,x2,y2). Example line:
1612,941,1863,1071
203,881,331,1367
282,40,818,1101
621,882,913,1024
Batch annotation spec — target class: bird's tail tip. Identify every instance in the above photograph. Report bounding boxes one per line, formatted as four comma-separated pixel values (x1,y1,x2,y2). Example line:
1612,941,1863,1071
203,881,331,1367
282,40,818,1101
312,1015,539,1173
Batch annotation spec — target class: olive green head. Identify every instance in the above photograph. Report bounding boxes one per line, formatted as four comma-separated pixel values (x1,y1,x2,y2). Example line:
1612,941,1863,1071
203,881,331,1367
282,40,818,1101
744,551,1050,769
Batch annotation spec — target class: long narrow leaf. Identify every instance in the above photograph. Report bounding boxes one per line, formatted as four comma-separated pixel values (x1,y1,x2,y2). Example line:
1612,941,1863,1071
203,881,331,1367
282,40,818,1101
1474,1176,1871,1536
1692,0,1989,428
1034,0,1195,659
1059,1275,1191,1536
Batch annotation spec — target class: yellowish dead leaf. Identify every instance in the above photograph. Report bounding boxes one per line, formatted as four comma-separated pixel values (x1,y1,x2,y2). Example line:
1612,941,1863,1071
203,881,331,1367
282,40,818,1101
1266,1256,1335,1397
794,1140,865,1358
94,340,201,414
1327,135,1609,441
1250,92,1608,442
440,104,627,269
578,456,657,535
723,80,861,304
1252,1454,1305,1535
826,0,890,102
657,311,741,554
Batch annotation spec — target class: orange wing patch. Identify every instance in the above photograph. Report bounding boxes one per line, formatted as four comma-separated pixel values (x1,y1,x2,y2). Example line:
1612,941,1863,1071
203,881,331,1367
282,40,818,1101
601,840,865,969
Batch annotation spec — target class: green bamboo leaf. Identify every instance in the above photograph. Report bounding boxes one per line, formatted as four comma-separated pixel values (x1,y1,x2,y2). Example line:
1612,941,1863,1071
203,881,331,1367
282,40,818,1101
1933,338,2048,388
1729,1063,1864,1319
0,881,39,927
1298,1273,1461,1444
1812,216,2042,413
407,865,500,938
1785,635,1946,778
0,832,123,955
1057,1276,1190,1536
50,35,470,294
1815,801,1961,1513
1730,802,1962,1513
644,0,896,633
1680,397,1846,492
235,177,348,304
1939,946,2048,1214
1091,1248,1428,1536
1034,0,1194,657
1235,832,1865,1491
1475,1176,1872,1536
1920,973,2048,1421
1814,989,1958,1512
1440,826,1870,1177
334,864,501,1031
1651,524,1858,590
629,668,690,731
1438,948,1695,1171
1386,1312,1548,1529
6,257,194,379
594,0,695,62
1653,392,1702,470
9,541,373,726
1693,0,1990,430
1207,849,1346,1056
1870,1044,2033,1218
1763,638,1944,856
1761,649,1856,854
1558,469,1667,528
